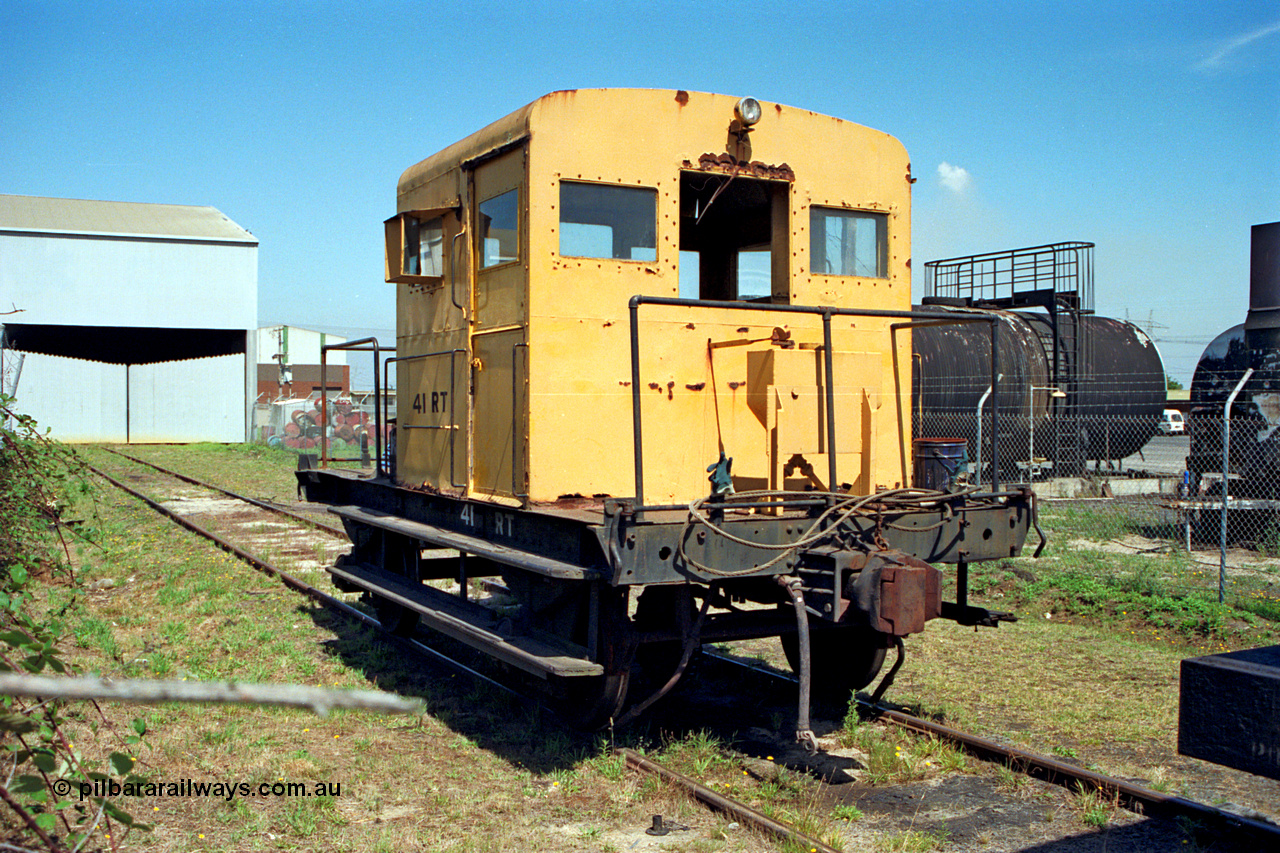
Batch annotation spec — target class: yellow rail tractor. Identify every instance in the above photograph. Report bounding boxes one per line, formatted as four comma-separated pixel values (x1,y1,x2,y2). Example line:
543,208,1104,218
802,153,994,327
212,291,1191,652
300,90,1035,738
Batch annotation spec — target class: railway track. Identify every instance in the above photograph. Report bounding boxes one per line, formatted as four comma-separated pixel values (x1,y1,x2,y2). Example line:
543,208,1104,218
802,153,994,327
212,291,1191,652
85,452,1279,851
84,453,521,700
86,454,844,850
101,447,346,536
701,651,1280,849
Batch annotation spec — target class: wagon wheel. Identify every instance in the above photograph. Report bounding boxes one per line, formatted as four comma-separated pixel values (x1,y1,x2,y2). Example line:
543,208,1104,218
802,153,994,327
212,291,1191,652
555,667,630,731
631,585,697,689
780,623,890,707
502,575,633,730
370,533,420,637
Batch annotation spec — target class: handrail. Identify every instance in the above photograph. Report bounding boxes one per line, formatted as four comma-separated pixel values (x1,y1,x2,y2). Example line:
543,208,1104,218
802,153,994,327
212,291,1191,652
923,241,1094,309
1221,368,1254,603
321,338,394,477
627,296,1002,518
512,342,529,503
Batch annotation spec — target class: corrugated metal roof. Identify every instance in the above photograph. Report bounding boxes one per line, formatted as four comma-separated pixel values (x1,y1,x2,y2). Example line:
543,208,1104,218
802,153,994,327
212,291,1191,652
0,194,256,243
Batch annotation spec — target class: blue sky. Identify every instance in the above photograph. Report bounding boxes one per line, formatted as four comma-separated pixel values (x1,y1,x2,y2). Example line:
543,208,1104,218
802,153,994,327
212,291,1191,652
3,1,1276,384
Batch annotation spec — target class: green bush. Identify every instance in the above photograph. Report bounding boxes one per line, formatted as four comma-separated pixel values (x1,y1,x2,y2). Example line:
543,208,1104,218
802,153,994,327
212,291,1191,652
0,395,151,849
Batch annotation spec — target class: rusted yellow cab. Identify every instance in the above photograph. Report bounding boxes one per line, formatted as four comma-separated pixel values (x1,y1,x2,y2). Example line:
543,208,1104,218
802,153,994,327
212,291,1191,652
387,89,914,505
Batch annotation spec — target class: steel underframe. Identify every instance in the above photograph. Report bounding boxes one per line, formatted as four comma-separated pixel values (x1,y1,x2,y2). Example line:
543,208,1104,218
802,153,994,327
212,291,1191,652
298,469,1031,666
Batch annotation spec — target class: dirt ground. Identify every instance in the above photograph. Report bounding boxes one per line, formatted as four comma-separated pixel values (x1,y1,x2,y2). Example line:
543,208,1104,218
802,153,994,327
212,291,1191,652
644,636,1280,853
72,448,1280,852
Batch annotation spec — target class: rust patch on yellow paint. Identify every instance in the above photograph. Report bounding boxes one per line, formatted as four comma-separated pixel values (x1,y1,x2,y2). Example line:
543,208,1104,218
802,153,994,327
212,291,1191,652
682,154,795,181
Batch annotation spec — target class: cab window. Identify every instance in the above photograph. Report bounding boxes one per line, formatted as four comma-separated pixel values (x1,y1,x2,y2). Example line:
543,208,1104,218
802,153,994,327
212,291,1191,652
810,207,887,278
404,215,444,276
678,172,788,303
479,189,519,268
559,181,657,261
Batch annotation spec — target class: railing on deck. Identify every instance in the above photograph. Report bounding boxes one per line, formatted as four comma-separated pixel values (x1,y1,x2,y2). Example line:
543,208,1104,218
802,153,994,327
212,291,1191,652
626,296,1004,517
320,339,395,477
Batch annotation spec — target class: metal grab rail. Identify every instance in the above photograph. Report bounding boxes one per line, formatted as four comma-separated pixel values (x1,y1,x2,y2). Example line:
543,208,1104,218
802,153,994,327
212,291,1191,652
320,338,394,477
512,342,529,502
1220,368,1254,603
627,296,1002,517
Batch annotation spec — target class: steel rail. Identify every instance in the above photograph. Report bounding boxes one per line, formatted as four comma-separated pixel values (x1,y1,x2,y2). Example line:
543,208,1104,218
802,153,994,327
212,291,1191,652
101,447,348,538
90,460,1278,846
874,705,1280,844
615,748,840,853
87,461,524,702
700,650,1280,846
89,463,353,607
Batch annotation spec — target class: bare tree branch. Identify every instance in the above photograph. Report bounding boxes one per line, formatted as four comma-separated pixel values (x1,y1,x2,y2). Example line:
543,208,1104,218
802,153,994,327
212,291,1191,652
0,674,423,716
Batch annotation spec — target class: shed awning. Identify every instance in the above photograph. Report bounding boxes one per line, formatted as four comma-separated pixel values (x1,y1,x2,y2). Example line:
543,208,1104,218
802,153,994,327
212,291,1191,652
2,324,246,365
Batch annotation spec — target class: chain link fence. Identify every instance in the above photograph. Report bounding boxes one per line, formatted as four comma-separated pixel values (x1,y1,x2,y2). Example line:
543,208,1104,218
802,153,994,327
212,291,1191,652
251,393,396,463
916,406,1280,616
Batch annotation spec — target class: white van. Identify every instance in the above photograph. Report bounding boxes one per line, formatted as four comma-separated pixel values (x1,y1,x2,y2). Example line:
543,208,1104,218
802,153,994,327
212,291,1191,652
1159,409,1185,435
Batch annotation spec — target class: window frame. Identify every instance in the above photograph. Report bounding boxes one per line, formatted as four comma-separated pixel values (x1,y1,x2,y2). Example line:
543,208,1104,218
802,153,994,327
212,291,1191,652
557,179,659,263
384,208,452,286
477,188,521,271
808,205,890,279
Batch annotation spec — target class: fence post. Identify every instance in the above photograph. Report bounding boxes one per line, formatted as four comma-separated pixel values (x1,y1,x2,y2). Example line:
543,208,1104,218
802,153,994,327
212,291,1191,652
1221,368,1254,604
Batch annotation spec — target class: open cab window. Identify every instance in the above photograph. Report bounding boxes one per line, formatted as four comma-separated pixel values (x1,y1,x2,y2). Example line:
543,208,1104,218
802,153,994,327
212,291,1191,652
810,207,888,278
385,211,447,285
678,172,790,303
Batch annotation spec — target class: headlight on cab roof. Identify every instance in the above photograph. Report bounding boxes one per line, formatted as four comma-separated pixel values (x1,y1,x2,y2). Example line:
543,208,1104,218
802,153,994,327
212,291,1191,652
735,97,762,126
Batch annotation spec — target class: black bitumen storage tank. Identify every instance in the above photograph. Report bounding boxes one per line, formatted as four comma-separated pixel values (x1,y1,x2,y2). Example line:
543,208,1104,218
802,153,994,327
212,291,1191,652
1189,221,1280,498
912,305,1166,474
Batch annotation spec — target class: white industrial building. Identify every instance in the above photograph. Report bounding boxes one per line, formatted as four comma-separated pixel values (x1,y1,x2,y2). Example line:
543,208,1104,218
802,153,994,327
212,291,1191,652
257,325,348,370
255,325,348,402
0,194,257,442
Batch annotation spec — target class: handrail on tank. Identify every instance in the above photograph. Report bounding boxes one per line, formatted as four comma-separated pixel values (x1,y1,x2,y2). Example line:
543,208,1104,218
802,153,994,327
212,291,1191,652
320,338,395,478
627,296,1002,519
1220,367,1254,603
923,241,1095,307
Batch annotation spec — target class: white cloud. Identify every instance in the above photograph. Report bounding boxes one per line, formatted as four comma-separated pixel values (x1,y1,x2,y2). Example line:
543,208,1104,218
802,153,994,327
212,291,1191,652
1196,19,1280,71
937,162,971,194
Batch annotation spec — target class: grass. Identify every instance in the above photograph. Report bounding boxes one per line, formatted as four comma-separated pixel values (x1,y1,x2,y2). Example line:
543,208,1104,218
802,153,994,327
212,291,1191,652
963,524,1279,654
50,443,1280,850
839,716,968,786
39,444,833,852
1072,784,1116,828
873,829,947,852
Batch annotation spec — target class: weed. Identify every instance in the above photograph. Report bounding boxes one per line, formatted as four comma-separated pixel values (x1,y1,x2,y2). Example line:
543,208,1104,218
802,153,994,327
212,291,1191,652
588,750,627,781
659,729,733,778
72,616,120,658
0,399,158,849
992,764,1027,792
149,650,173,676
1073,784,1114,827
548,767,580,794
832,803,863,821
